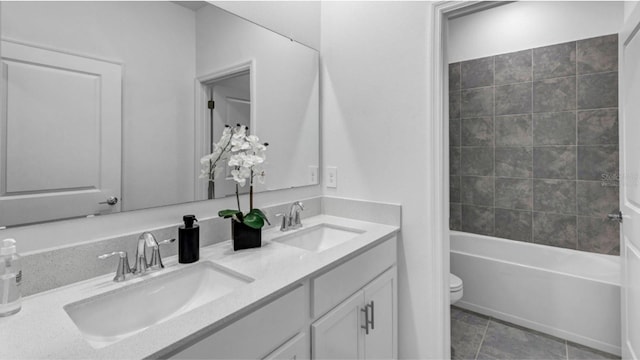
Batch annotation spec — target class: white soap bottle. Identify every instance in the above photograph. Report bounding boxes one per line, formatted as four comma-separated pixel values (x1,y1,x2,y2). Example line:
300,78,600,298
0,238,22,317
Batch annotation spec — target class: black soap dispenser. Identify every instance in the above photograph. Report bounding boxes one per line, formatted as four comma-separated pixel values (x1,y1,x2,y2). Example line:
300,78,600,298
179,215,199,264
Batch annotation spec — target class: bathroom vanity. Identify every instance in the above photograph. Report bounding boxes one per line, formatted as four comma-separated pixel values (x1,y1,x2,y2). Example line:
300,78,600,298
0,214,399,359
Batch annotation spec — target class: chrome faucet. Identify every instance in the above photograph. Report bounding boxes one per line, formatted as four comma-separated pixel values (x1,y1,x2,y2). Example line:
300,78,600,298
99,232,174,281
277,201,305,231
133,232,175,274
133,232,153,274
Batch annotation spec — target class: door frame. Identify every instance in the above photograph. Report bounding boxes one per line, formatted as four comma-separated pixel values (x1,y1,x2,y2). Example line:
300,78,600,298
428,2,506,358
193,59,256,201
620,3,640,359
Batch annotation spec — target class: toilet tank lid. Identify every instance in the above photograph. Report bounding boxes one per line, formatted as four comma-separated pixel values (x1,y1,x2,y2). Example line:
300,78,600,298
449,273,463,291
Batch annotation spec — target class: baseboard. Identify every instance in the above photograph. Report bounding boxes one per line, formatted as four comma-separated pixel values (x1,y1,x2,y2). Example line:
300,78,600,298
456,301,622,356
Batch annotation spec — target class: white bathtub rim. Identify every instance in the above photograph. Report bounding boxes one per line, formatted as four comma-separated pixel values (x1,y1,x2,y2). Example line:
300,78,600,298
450,231,621,286
455,301,622,356
450,230,620,260
450,249,620,286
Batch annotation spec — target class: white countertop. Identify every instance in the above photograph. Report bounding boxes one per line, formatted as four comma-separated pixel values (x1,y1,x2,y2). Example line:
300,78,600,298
0,215,399,359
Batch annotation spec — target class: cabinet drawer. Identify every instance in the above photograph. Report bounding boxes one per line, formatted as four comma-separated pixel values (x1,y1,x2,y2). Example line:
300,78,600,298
171,284,307,359
312,236,396,318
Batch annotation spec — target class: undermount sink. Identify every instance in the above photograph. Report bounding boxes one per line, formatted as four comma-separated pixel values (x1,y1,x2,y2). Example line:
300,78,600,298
63,261,252,349
272,223,365,253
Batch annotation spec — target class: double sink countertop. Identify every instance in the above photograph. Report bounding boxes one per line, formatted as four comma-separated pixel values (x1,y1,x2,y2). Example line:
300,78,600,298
0,215,399,359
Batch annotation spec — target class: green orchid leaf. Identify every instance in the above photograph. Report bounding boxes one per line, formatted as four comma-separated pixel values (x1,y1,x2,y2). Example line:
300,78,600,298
249,208,270,225
218,209,240,219
243,212,265,229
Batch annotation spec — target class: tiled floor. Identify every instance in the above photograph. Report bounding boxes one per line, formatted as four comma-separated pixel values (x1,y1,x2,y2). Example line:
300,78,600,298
451,306,620,360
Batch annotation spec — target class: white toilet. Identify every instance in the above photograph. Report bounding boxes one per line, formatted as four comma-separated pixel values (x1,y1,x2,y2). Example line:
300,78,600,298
450,273,463,304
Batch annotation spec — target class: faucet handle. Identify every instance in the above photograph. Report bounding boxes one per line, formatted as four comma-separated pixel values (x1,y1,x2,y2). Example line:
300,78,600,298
292,211,302,228
291,202,304,229
149,238,175,270
98,251,131,282
275,213,288,231
157,238,176,246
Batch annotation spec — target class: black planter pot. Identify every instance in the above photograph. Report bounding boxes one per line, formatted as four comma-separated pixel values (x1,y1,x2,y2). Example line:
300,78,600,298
232,221,262,251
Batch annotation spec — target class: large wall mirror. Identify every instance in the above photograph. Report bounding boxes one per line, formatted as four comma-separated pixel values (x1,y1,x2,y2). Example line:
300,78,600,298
0,1,320,227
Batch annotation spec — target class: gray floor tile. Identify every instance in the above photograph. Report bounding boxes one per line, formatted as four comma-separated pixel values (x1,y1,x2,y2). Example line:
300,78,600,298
476,319,566,360
452,306,490,325
451,304,619,360
567,342,620,360
451,307,489,360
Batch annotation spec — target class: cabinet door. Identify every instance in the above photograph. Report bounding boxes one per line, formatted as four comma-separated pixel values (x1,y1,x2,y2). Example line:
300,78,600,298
363,267,397,360
312,291,364,360
263,332,309,360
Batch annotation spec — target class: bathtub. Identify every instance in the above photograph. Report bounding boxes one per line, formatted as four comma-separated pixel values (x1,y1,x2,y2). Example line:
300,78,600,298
450,231,621,355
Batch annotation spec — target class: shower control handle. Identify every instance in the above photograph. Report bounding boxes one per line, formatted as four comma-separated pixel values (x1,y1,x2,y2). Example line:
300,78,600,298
608,211,623,223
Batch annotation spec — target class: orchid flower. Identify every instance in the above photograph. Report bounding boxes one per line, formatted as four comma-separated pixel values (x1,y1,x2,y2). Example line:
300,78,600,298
203,124,270,229
199,126,233,182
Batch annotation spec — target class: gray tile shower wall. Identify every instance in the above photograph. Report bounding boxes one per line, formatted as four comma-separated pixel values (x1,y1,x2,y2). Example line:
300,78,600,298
449,34,620,255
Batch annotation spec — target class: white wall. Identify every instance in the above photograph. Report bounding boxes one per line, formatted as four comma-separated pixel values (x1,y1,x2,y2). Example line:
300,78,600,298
448,1,624,63
321,2,442,358
196,4,319,195
1,2,197,211
625,0,640,21
212,1,321,50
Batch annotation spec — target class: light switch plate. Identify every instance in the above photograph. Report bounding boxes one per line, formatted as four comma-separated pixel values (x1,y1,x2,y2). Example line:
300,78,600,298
326,167,337,188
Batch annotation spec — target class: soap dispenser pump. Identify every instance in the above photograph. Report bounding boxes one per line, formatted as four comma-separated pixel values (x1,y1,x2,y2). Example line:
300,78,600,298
179,215,199,264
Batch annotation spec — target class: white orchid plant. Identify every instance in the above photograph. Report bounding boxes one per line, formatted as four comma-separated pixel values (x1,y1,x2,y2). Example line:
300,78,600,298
200,124,270,229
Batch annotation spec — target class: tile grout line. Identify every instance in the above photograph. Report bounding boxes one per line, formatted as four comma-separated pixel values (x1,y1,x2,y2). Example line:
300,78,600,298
457,175,614,182
462,69,615,91
531,48,535,243
475,317,492,360
459,144,618,148
459,106,619,119
493,55,496,237
459,64,463,230
575,41,579,251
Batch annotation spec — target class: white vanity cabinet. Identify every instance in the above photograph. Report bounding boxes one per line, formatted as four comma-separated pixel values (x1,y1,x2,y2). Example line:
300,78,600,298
311,268,396,360
311,237,397,360
167,235,397,360
169,285,309,360
362,268,396,359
